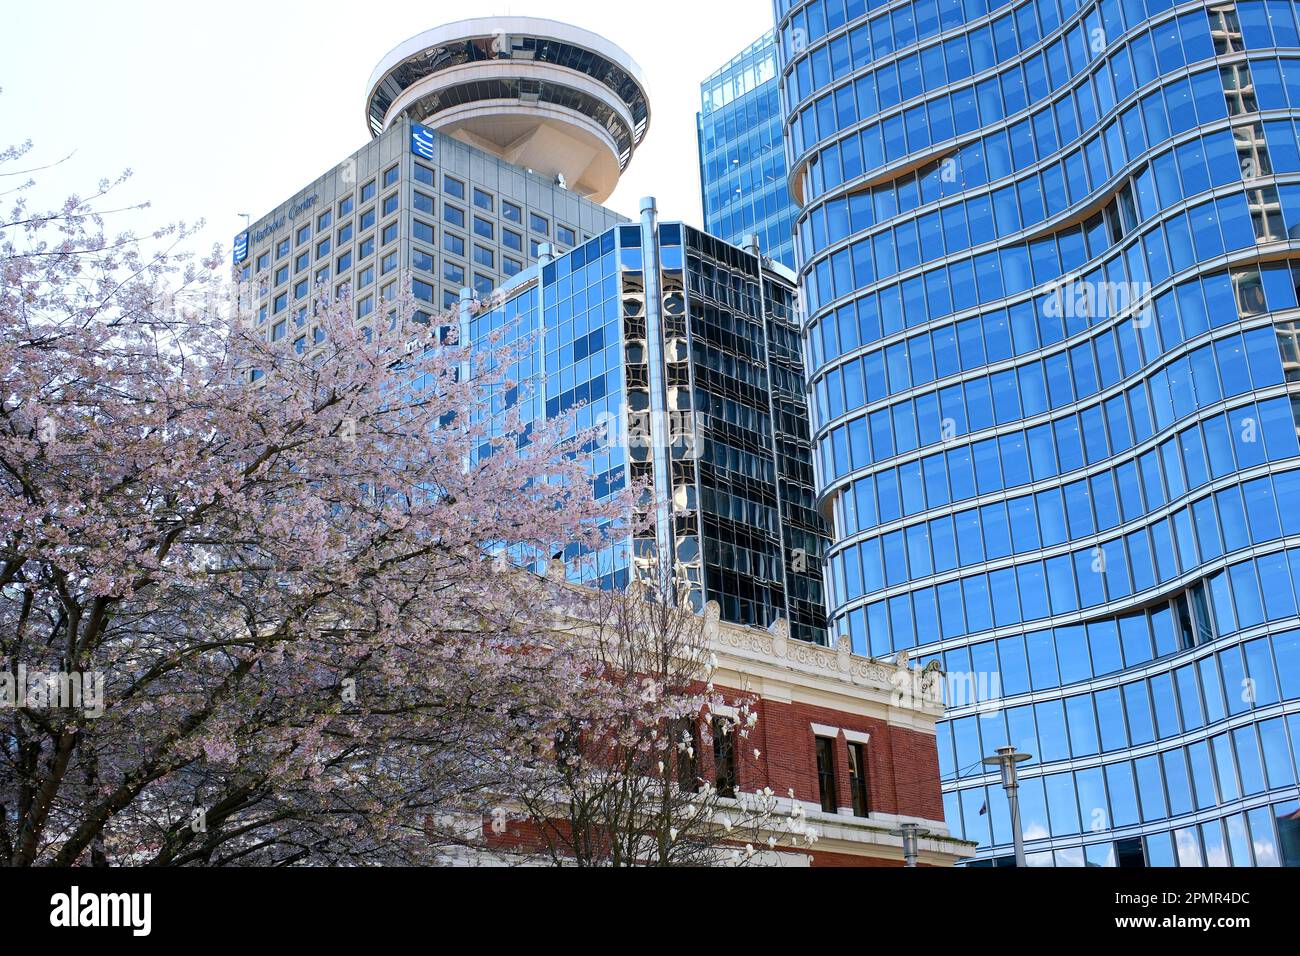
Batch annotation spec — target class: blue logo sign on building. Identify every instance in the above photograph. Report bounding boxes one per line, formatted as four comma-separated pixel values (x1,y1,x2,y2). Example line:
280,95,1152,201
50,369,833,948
411,124,435,161
232,231,249,265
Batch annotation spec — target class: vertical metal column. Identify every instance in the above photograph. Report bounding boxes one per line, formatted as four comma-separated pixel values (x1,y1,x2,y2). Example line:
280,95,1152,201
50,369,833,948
639,197,675,595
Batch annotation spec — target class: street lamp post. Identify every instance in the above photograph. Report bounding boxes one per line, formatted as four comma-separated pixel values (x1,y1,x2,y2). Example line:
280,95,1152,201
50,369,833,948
894,822,926,867
983,746,1032,867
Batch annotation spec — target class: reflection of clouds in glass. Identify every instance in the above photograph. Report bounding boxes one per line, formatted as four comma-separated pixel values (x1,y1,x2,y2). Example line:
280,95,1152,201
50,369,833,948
1175,828,1203,866
1086,843,1116,867
1024,823,1051,841
1205,841,1230,867
1253,838,1278,866
1026,851,1054,867
1054,847,1086,867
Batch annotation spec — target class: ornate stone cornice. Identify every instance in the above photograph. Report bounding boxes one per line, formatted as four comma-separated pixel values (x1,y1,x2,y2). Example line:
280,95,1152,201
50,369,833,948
703,602,946,723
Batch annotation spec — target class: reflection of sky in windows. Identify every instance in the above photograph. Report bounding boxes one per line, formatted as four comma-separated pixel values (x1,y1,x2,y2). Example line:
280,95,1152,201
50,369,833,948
698,32,799,269
784,0,1300,865
470,231,630,586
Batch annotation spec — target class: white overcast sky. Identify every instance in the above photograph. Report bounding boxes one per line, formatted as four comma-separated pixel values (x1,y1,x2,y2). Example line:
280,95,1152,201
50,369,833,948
1,0,773,259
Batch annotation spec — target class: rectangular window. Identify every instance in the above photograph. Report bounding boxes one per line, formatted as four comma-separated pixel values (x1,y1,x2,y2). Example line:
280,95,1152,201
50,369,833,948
503,228,523,252
473,216,494,239
339,196,354,216
473,244,494,268
816,736,838,812
530,212,549,235
444,175,465,199
381,223,398,245
713,717,737,798
847,741,870,816
414,164,434,186
317,210,333,231
382,193,398,216
444,204,465,228
557,224,576,246
473,187,493,211
360,180,376,203
413,219,435,245
359,208,375,231
503,256,522,276
296,224,311,245
444,233,465,256
503,200,522,223
382,165,399,188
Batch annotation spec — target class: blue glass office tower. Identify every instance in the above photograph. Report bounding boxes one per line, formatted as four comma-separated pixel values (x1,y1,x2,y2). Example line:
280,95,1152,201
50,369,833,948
780,0,1300,865
469,212,829,644
699,32,802,270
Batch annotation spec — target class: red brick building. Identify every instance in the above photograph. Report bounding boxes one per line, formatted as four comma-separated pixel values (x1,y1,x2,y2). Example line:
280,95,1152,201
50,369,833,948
459,601,974,867
702,605,974,867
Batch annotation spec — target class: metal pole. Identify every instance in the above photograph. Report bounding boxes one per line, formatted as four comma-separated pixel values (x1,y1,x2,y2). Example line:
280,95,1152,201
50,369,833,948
638,197,675,597
983,746,1032,867
894,822,924,867
1006,768,1025,868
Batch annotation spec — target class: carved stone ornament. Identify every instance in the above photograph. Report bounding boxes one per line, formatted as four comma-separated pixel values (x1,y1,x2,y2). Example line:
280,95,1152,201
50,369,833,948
767,617,789,657
836,635,852,672
702,600,722,641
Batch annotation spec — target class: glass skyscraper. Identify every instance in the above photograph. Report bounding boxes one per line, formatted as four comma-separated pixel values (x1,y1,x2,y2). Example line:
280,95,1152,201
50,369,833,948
778,0,1300,865
237,17,830,644
469,212,828,643
698,32,802,270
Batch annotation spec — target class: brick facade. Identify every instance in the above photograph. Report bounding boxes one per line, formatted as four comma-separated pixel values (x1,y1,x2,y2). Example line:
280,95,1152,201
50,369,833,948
440,606,976,867
723,696,945,823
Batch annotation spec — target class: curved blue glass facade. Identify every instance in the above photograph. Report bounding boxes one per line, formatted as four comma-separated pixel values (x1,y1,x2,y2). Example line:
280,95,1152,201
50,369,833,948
699,32,802,269
780,0,1300,865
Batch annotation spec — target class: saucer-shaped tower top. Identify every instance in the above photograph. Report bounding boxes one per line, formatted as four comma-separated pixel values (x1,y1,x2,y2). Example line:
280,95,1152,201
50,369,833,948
365,17,651,203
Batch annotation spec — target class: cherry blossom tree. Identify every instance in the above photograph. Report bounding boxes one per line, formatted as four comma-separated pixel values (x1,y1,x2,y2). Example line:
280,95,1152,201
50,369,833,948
484,573,821,866
0,140,621,866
